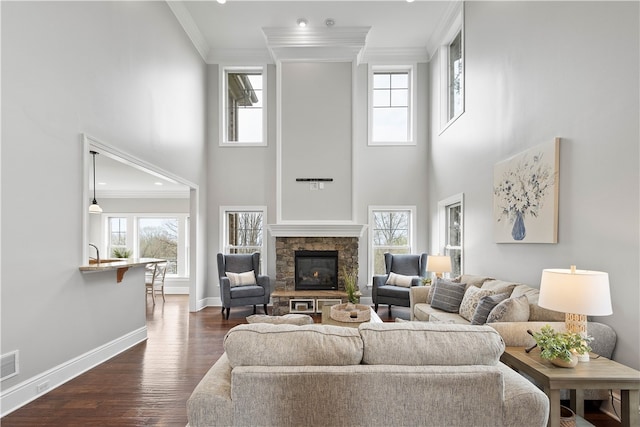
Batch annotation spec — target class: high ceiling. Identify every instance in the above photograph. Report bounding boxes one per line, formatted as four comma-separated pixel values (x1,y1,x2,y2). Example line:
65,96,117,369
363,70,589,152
177,0,456,61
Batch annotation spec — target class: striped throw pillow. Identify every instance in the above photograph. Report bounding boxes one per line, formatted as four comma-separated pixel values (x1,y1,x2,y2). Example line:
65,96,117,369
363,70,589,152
430,278,467,313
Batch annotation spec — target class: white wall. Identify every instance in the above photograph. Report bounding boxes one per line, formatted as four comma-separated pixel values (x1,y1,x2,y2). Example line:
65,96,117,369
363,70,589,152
1,0,206,411
428,1,639,369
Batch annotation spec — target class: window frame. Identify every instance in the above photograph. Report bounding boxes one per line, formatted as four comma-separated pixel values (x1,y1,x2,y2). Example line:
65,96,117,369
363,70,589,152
104,213,190,278
437,194,464,277
220,206,267,275
368,206,417,281
368,64,417,146
219,66,268,147
439,7,465,133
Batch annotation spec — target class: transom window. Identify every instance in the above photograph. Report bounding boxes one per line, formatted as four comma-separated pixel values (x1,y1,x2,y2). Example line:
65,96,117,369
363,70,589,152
369,206,416,277
438,194,464,277
439,5,465,131
221,67,266,146
369,65,416,145
221,207,267,274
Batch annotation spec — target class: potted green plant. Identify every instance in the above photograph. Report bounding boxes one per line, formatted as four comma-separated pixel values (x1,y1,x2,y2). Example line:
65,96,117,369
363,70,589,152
342,267,361,304
112,247,132,258
532,325,593,368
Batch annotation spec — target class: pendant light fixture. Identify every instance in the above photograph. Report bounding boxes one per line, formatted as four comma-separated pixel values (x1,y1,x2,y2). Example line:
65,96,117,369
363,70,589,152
89,150,103,214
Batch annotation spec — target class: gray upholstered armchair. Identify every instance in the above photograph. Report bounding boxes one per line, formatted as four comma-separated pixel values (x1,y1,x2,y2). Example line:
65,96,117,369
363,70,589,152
372,252,428,317
217,252,271,320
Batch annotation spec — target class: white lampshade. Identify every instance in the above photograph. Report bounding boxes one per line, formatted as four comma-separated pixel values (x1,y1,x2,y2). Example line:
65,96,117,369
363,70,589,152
89,202,103,214
426,255,452,274
538,266,612,316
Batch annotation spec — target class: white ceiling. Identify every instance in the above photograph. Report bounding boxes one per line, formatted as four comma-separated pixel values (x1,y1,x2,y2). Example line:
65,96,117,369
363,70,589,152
176,0,456,61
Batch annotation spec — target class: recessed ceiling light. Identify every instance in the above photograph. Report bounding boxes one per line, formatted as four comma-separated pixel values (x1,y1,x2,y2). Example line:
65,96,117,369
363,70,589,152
154,182,164,186
98,182,107,186
297,18,308,28
325,18,335,27
406,0,415,2
217,0,226,4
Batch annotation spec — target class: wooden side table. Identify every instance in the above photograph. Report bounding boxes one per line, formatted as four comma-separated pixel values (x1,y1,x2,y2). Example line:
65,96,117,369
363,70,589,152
501,347,640,427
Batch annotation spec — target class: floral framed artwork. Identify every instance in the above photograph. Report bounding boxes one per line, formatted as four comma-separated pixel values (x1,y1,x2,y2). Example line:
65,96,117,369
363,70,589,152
493,138,560,243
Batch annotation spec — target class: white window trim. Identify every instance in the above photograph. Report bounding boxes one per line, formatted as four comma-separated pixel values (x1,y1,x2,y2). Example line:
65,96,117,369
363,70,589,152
437,194,464,275
103,213,190,278
368,64,417,146
439,6,464,134
219,65,268,147
219,206,267,275
367,205,417,283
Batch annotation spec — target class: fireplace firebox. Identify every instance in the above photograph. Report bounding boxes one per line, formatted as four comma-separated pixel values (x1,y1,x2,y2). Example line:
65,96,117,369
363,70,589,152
295,250,338,291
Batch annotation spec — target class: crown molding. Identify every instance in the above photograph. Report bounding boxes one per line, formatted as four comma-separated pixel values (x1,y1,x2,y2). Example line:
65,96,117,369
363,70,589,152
361,47,429,64
263,26,370,63
166,1,210,61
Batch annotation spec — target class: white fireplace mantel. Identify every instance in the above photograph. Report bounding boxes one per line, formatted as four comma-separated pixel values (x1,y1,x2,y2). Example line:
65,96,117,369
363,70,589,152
267,223,367,238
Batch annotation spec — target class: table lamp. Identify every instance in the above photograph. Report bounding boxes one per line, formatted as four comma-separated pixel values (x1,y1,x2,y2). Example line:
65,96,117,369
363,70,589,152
426,254,452,280
538,265,612,361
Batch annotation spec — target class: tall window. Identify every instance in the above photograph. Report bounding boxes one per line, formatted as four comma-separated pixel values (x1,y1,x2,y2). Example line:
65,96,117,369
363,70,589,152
221,207,266,273
439,5,464,131
138,218,179,274
369,65,416,145
221,66,266,146
448,31,463,121
369,207,415,276
438,194,464,277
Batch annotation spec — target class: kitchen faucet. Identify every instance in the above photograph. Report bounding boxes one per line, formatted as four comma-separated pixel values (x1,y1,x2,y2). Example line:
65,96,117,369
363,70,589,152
89,244,100,264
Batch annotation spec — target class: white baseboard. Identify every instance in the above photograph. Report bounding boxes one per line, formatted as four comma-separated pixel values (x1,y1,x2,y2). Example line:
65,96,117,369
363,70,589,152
0,326,147,417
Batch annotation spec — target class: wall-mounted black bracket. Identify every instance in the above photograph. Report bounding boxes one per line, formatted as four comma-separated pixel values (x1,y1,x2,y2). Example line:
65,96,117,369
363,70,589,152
295,178,334,182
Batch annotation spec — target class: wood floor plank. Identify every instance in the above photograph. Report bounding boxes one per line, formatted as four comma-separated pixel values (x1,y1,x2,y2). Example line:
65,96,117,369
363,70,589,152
1,296,621,426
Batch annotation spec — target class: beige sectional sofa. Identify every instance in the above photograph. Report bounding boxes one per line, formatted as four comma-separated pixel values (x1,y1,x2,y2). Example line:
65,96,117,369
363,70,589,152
187,322,549,427
409,274,617,400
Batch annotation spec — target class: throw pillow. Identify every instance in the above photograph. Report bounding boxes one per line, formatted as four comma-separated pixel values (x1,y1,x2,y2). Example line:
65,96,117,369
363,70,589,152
470,292,511,325
487,295,530,323
459,287,496,321
226,270,256,287
429,278,467,313
385,272,414,288
246,314,314,325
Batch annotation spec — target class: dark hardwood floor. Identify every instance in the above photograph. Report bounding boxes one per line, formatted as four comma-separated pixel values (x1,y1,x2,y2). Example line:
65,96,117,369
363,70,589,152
1,296,621,426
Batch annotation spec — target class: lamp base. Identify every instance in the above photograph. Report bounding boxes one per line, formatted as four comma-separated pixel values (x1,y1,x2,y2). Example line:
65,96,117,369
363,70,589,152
566,313,590,362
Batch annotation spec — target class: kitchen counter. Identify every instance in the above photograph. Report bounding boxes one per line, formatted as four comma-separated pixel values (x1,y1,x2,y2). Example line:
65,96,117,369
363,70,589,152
80,258,166,283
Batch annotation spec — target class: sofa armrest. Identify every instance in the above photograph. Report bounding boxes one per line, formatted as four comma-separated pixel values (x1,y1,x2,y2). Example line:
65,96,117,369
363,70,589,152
187,353,233,427
409,286,431,321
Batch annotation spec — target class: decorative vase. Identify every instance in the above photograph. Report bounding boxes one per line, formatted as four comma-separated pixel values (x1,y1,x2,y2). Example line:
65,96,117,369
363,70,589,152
550,354,578,368
511,210,526,241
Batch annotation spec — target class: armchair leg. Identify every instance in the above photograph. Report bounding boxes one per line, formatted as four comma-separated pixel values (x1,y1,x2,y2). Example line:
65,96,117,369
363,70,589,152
221,307,225,314
388,305,392,318
374,304,379,312
253,305,257,314
263,304,268,314
225,308,230,320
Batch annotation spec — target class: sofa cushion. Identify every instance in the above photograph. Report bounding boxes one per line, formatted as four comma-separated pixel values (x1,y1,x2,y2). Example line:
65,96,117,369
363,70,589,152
226,270,256,287
459,287,496,321
359,322,504,366
229,285,264,299
377,284,410,299
471,292,511,325
487,295,530,323
429,311,471,324
452,274,494,288
385,272,415,288
510,284,540,304
224,324,363,367
481,279,518,295
529,304,566,322
246,314,314,325
430,279,467,312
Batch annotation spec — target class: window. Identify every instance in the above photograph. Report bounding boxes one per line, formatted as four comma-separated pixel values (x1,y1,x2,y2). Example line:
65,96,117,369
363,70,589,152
438,194,464,277
221,207,267,274
104,214,190,277
369,65,416,145
439,6,464,131
108,217,128,256
220,66,266,146
369,206,416,277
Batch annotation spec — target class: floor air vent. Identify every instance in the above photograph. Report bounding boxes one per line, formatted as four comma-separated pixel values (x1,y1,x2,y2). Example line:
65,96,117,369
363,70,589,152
1,351,19,381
